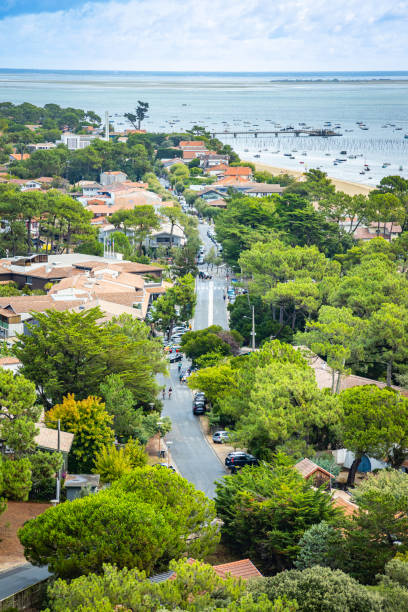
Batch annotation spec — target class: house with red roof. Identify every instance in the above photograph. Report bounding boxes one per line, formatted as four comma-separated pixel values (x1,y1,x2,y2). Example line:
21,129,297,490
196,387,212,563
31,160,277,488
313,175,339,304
9,153,30,162
224,166,253,180
179,141,206,151
149,558,262,584
295,458,334,487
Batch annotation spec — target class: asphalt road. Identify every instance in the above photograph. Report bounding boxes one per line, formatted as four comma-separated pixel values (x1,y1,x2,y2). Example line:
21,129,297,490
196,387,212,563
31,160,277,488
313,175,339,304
161,220,229,499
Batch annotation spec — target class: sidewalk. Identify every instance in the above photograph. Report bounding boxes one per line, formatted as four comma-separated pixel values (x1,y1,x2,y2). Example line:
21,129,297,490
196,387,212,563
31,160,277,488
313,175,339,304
199,416,244,465
146,433,178,472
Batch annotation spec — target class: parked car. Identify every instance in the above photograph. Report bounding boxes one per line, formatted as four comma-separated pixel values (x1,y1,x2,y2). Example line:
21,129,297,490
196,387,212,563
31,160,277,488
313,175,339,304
193,404,206,415
168,352,182,363
225,451,259,472
173,326,188,333
194,392,207,404
212,431,229,444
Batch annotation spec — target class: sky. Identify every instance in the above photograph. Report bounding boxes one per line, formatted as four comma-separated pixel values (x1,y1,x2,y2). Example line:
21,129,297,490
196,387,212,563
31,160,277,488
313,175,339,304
0,0,407,71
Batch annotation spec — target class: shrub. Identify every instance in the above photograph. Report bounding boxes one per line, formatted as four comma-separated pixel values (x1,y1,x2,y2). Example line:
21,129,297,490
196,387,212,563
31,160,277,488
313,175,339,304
19,466,219,578
215,462,338,574
93,445,132,483
2,458,32,501
248,566,382,612
124,438,148,469
294,521,340,570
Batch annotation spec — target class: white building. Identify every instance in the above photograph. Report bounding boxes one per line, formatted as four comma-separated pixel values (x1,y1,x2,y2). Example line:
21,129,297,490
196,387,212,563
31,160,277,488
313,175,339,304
100,171,128,186
58,133,99,150
27,142,56,151
145,223,186,249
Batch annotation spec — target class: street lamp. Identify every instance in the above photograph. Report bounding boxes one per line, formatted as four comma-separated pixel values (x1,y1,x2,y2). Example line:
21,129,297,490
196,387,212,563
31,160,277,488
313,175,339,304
166,441,173,467
157,420,164,458
243,305,256,349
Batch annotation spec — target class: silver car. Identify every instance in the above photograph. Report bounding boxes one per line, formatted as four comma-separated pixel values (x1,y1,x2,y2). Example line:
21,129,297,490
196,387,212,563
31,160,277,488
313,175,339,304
212,431,229,444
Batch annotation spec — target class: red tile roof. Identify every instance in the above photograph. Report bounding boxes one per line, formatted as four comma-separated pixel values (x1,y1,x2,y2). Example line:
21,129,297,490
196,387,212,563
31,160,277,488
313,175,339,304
179,141,205,148
295,458,335,480
215,176,252,185
205,164,229,172
10,153,30,161
163,557,262,583
86,205,112,215
213,559,262,580
224,167,252,177
182,150,202,160
332,495,359,516
35,176,54,183
0,357,21,365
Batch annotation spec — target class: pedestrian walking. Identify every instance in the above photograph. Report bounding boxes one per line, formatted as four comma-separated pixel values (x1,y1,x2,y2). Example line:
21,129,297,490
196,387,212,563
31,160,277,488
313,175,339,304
162,388,165,400
178,362,182,373
168,387,173,399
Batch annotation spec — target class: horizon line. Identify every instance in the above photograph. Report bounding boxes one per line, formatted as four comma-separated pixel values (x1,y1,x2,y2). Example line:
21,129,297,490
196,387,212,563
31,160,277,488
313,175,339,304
1,68,408,75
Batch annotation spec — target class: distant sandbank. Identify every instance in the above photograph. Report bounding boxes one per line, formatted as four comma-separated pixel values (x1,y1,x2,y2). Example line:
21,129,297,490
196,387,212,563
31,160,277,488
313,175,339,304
248,162,374,197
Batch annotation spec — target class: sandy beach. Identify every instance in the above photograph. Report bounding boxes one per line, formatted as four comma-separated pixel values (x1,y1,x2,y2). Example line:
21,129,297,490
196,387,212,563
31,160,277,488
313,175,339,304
248,162,374,197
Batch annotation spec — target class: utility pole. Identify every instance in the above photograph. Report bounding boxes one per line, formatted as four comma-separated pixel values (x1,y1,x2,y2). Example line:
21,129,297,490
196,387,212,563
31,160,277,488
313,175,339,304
251,305,256,350
56,418,61,503
105,110,109,141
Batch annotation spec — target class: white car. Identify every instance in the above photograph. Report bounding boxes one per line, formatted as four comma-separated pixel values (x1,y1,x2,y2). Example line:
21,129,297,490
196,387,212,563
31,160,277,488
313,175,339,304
212,431,230,444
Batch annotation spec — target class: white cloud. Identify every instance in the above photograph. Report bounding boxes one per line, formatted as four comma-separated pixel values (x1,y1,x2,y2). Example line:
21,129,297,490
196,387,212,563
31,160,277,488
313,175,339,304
0,0,406,70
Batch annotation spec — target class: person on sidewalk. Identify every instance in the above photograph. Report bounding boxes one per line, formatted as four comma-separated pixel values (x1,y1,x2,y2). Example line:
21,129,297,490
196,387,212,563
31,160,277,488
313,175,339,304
168,387,173,399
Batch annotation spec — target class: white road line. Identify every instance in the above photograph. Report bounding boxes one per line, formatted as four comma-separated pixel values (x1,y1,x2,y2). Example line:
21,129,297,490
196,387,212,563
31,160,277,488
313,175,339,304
208,280,214,327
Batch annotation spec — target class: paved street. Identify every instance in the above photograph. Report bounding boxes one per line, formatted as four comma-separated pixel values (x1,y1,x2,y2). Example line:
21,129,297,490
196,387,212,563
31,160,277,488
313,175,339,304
161,220,229,499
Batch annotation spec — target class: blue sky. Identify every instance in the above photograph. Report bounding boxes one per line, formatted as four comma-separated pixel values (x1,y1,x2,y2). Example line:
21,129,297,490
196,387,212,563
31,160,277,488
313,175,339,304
0,0,110,18
0,0,406,71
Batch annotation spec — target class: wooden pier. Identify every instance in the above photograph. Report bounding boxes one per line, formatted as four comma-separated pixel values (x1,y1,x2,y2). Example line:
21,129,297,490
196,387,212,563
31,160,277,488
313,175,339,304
211,129,341,138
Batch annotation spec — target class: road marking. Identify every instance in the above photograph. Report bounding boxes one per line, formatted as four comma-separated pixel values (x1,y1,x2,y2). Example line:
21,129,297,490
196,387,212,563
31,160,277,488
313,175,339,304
208,280,214,327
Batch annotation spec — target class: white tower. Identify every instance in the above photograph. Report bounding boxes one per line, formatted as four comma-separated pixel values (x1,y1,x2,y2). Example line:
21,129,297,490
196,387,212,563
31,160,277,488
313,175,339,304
105,111,109,141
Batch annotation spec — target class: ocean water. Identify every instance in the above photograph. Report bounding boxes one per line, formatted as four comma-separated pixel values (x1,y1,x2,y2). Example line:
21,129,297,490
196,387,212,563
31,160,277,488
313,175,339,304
1,69,408,185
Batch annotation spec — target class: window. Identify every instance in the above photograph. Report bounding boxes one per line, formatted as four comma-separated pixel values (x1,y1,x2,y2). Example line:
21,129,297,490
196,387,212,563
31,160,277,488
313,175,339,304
25,276,32,285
